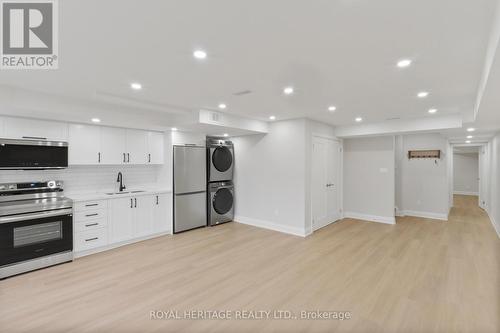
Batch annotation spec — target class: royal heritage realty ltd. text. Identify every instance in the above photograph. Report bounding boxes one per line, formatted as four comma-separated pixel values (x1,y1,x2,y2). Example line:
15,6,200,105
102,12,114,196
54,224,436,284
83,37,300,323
150,310,352,321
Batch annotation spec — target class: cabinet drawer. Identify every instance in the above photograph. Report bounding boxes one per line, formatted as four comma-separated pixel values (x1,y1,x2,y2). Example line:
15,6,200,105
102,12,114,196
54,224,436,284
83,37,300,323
75,228,108,252
74,209,107,222
75,218,108,232
74,200,108,212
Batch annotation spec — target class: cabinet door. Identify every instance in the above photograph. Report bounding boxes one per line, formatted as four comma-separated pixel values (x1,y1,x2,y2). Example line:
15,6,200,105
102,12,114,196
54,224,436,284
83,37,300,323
109,197,134,243
133,195,154,237
68,124,101,165
153,193,172,233
101,127,127,165
147,131,164,164
3,117,68,141
126,129,148,164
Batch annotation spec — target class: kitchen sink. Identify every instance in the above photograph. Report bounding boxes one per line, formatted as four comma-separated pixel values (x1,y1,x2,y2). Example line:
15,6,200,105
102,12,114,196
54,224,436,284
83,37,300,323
105,190,146,195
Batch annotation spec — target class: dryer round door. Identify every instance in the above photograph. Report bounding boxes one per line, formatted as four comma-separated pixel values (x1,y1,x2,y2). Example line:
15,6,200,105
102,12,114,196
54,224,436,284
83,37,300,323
212,146,233,172
213,188,234,215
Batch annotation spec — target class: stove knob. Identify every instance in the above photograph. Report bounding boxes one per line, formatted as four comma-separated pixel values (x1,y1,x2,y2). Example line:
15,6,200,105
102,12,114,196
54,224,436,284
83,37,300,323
8,185,15,190
48,181,56,188
0,185,5,190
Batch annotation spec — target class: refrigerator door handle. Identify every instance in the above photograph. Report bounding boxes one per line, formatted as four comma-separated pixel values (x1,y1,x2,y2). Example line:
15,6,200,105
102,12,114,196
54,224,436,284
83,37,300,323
174,190,206,196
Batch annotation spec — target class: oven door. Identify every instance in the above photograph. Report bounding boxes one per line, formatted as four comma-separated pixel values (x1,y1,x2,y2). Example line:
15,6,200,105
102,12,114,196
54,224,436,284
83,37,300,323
0,209,73,267
0,139,68,170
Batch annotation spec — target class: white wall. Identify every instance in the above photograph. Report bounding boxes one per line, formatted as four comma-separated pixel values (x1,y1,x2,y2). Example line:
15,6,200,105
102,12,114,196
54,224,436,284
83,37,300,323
343,136,395,224
487,133,500,237
232,119,308,236
453,153,479,195
398,133,449,220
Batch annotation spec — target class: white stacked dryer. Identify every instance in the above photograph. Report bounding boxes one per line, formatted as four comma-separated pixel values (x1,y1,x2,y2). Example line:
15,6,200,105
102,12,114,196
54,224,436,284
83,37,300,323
207,137,234,226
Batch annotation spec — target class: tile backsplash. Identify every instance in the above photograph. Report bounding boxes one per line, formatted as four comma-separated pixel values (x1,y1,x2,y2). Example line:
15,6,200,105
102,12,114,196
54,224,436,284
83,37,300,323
0,165,165,194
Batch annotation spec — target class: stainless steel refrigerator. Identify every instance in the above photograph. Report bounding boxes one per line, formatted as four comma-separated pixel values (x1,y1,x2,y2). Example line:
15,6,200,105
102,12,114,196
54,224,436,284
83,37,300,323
173,145,207,233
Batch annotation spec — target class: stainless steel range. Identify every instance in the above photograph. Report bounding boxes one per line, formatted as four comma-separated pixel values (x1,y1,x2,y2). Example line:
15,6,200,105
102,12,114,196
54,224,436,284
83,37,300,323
0,180,73,279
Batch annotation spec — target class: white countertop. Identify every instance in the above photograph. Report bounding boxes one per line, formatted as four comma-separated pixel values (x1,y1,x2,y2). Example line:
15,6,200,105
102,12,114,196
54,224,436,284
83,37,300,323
67,188,172,202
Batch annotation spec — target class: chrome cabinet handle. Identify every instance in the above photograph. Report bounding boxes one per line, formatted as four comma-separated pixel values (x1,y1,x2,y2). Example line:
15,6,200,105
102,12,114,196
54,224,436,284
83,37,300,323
127,153,130,163
85,237,98,242
98,152,101,163
85,213,98,217
130,198,133,208
123,153,126,163
134,198,137,208
148,153,151,163
85,203,98,207
85,223,98,227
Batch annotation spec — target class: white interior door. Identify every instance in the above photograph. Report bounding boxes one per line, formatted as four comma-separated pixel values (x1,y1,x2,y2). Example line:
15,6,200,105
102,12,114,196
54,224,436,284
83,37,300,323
312,137,341,231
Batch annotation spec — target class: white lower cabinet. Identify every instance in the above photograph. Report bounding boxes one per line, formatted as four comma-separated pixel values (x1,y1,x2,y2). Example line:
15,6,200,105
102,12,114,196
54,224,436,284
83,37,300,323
132,195,154,237
75,193,172,256
153,193,172,233
109,197,135,243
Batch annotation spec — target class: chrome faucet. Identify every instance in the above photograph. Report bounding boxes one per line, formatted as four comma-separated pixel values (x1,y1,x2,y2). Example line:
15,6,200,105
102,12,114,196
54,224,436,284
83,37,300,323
117,172,126,192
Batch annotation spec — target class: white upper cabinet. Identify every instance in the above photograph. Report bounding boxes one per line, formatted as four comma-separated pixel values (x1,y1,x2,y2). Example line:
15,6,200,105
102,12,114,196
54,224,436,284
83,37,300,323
101,127,127,165
68,124,101,165
126,129,148,164
2,117,68,141
147,131,164,164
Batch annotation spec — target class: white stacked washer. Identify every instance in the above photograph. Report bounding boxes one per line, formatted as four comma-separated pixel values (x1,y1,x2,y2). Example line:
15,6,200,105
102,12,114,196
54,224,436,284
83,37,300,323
207,137,234,226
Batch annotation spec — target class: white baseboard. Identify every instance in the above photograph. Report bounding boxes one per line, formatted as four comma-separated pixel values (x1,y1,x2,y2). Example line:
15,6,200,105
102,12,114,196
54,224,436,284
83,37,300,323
486,210,500,239
400,210,448,221
453,191,479,196
234,215,308,237
343,212,396,225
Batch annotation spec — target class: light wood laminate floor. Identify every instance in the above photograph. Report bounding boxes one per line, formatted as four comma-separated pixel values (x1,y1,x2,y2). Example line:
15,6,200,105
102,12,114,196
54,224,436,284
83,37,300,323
1,195,499,332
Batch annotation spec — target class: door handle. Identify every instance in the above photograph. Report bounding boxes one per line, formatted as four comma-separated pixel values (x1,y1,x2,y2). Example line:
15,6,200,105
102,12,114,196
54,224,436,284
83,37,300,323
148,153,151,163
130,198,133,208
123,153,126,163
127,153,130,163
134,198,137,208
156,195,159,205
98,152,101,163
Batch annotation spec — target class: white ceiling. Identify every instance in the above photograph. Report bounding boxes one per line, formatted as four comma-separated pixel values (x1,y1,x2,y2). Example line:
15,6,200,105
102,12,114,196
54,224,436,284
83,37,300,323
0,0,499,133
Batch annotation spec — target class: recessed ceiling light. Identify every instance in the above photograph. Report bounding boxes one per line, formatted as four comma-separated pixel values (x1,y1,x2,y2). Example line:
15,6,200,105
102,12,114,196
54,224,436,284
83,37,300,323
130,82,142,90
397,59,412,68
171,127,178,131
417,91,429,98
355,117,363,122
223,133,229,137
428,108,437,114
466,140,471,144
283,87,294,95
91,118,101,123
218,103,227,110
193,50,207,59
467,135,473,139
467,128,475,132
328,106,337,112
269,115,276,120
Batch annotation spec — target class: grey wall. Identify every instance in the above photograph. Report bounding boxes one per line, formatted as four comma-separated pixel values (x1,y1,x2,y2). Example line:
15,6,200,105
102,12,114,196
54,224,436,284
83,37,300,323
453,153,479,195
398,133,449,218
343,136,395,222
232,119,308,235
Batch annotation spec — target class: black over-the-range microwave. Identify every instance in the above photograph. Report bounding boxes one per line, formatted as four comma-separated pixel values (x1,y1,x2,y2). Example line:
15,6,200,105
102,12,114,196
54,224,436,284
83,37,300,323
0,138,68,170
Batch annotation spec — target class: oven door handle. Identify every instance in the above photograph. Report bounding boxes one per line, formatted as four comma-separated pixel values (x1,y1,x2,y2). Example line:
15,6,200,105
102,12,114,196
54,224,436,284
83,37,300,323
0,208,73,224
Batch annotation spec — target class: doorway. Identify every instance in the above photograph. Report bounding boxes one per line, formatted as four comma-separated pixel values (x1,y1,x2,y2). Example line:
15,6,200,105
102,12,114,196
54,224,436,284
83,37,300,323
451,144,489,210
311,136,341,231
